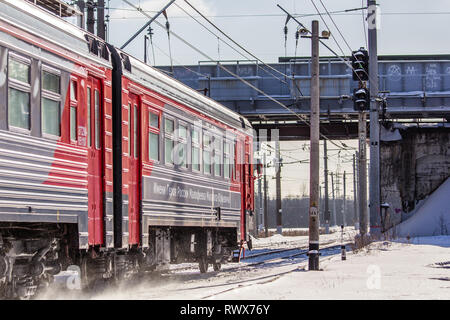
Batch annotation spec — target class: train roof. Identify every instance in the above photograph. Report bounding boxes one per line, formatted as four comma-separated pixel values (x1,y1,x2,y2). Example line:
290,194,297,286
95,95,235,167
1,0,253,136
0,0,112,71
121,51,253,135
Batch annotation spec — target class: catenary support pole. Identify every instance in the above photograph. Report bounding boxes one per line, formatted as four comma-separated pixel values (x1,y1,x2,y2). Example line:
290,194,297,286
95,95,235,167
275,139,282,235
343,171,347,227
97,0,105,40
368,0,381,236
353,153,359,230
76,1,85,29
86,1,95,34
308,20,320,271
263,152,268,238
120,0,176,50
323,139,330,234
358,113,368,236
331,172,337,227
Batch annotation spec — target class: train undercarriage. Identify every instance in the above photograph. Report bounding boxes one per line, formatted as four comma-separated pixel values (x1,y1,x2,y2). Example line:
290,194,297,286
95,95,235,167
0,223,239,299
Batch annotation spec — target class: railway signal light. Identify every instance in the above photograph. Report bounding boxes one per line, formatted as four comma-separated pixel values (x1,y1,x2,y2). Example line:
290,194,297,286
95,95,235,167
351,48,369,81
353,87,370,111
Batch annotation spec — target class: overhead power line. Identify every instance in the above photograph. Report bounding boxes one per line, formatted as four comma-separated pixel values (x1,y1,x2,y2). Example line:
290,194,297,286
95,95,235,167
120,0,355,155
107,7,450,19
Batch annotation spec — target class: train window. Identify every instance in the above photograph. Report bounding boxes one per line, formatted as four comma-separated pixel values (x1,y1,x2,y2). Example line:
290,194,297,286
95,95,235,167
70,107,77,141
224,141,231,179
127,103,131,155
213,137,222,177
232,143,236,180
165,118,174,134
133,104,138,158
178,124,187,140
148,111,159,161
203,133,211,175
149,132,159,161
70,80,77,101
175,124,188,168
41,68,61,137
191,128,200,172
70,80,77,142
42,70,60,94
9,58,30,83
7,55,31,131
164,118,174,165
94,90,100,149
87,88,91,147
149,112,159,128
42,98,60,136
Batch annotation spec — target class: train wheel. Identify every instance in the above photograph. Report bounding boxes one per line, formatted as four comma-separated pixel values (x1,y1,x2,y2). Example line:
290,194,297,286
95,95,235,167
198,256,209,273
212,262,221,272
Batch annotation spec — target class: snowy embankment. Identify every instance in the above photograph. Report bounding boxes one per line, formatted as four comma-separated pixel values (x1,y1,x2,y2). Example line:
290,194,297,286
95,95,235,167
390,177,450,237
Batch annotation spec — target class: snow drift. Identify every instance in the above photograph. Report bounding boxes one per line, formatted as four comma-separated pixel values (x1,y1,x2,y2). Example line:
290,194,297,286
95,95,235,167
390,177,450,237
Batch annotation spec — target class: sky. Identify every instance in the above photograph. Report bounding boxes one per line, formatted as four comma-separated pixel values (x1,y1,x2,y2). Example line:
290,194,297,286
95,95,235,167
87,0,450,198
105,0,450,65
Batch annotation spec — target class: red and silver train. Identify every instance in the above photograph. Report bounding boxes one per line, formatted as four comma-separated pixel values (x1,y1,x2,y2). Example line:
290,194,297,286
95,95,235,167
0,0,254,299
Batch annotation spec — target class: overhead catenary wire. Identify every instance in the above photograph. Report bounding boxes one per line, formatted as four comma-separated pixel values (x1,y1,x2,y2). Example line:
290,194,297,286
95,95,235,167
173,1,294,91
107,7,450,19
279,4,370,86
313,0,378,87
183,0,300,85
121,0,355,155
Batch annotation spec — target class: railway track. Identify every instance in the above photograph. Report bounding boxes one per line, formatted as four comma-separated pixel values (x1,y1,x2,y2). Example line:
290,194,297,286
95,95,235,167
200,243,350,299
241,240,338,261
39,242,351,299
165,241,350,274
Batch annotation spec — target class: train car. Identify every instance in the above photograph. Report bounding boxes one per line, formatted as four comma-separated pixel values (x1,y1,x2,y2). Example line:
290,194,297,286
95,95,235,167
108,47,255,274
0,0,116,298
0,0,254,299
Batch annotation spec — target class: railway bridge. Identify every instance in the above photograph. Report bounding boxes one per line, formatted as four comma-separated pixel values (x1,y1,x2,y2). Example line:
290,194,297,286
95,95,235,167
158,55,450,140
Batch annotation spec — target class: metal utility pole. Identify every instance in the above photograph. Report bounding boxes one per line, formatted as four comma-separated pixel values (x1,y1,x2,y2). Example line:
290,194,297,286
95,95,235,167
263,152,269,237
353,153,359,230
331,172,337,227
97,0,105,40
255,143,262,236
121,0,176,50
323,140,330,234
368,0,381,236
275,140,282,235
307,20,320,271
343,171,347,227
334,172,342,225
86,1,95,35
358,113,368,236
144,35,148,64
76,1,85,29
257,168,263,235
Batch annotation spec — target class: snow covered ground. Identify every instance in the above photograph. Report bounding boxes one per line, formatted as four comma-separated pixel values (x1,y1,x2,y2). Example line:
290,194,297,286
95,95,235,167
38,231,450,300
217,237,450,300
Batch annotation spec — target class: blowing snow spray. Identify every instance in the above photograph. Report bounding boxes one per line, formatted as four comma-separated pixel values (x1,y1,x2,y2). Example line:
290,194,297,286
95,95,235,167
341,225,346,261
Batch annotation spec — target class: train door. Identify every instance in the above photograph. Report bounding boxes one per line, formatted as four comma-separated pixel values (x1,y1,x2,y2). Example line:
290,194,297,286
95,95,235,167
87,76,104,245
243,140,254,238
128,93,141,245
